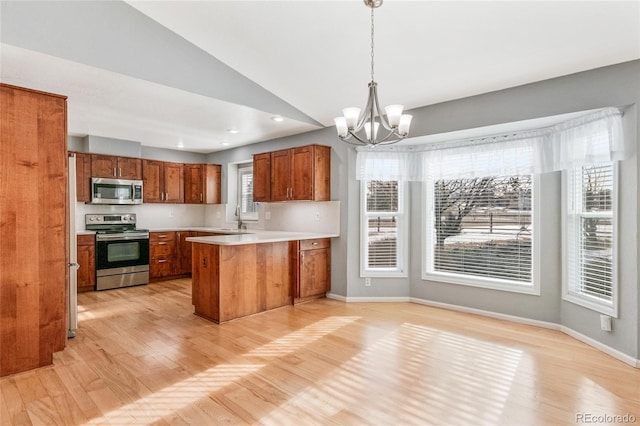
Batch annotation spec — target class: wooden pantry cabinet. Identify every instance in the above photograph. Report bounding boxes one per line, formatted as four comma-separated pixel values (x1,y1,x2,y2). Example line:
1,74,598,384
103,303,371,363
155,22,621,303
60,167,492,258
91,154,142,180
143,160,184,203
184,163,222,204
74,151,92,203
1,83,67,376
253,144,330,202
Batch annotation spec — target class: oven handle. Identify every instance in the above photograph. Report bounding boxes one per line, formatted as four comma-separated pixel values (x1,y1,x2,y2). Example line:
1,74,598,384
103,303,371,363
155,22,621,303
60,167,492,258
96,233,149,241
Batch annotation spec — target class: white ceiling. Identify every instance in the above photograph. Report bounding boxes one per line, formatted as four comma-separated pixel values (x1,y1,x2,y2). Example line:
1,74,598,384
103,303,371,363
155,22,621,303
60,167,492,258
2,1,639,153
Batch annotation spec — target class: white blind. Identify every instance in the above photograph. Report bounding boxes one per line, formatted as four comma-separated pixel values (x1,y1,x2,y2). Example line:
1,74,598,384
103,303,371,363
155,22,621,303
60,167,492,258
429,175,533,284
239,168,256,214
364,180,400,270
567,163,614,301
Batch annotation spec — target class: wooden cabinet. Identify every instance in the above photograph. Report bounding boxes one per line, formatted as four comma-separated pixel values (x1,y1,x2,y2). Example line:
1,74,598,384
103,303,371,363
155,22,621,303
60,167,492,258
74,151,92,203
77,234,95,292
253,153,271,202
184,164,222,204
1,84,67,376
177,231,196,275
293,238,331,302
253,144,330,202
143,160,184,203
91,154,142,179
149,232,178,279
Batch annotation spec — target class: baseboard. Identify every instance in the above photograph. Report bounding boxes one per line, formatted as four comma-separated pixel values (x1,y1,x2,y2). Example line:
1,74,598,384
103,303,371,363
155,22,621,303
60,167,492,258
409,297,560,330
326,293,410,303
328,293,639,368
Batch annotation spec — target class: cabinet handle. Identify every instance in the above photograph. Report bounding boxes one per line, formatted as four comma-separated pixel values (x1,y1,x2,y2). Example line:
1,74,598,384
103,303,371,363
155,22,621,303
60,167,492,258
158,242,167,245
113,167,117,177
312,242,319,245
203,257,207,267
165,192,168,201
119,167,122,177
158,259,168,263
158,234,167,238
200,193,203,202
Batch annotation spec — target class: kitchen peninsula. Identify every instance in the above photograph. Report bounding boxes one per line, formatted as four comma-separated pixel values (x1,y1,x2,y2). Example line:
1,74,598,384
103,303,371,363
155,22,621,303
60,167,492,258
187,231,337,323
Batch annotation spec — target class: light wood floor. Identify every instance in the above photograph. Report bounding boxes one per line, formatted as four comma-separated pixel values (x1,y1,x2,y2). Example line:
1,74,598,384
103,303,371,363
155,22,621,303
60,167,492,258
1,279,639,425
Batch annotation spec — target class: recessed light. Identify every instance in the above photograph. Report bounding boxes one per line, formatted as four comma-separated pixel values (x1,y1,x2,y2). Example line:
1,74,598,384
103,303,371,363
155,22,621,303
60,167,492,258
221,142,230,146
226,128,239,134
271,115,284,122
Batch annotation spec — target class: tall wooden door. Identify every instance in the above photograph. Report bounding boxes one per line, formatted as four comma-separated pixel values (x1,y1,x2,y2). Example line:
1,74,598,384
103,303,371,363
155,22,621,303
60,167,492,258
163,162,184,203
253,153,271,202
184,164,204,204
0,84,68,376
142,159,164,203
270,149,292,201
291,145,314,200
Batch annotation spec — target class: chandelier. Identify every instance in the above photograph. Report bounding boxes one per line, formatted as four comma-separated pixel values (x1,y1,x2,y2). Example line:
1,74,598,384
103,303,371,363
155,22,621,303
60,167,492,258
334,0,412,146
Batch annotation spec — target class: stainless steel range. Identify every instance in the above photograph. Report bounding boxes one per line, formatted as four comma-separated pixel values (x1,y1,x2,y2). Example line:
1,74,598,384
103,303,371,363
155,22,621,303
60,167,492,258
86,213,150,291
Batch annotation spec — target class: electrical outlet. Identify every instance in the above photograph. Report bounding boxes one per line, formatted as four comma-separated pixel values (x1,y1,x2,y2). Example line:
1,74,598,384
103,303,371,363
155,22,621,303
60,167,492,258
365,278,371,287
315,211,320,221
600,314,612,332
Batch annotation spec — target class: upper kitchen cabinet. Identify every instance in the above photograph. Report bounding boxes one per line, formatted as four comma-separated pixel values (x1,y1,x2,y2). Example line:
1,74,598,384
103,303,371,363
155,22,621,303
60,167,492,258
74,151,91,203
254,144,330,202
184,163,222,204
91,154,142,180
1,84,67,376
253,152,271,202
143,160,184,203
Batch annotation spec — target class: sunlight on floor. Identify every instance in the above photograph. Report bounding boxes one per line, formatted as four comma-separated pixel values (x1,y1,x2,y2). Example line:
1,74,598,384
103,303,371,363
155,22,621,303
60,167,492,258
85,316,359,424
257,322,525,424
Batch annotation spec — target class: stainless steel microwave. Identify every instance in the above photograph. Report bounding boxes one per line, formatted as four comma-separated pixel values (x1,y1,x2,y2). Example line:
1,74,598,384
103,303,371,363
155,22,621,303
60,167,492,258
91,177,143,205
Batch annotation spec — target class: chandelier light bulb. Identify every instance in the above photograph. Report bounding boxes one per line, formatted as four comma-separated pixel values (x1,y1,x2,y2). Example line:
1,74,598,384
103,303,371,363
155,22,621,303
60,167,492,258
334,117,349,137
384,105,404,127
398,114,413,135
364,121,380,141
342,108,361,129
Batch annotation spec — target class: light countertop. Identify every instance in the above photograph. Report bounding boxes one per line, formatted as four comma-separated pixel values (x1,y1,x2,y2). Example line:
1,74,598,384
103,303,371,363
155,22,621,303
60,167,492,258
186,230,338,246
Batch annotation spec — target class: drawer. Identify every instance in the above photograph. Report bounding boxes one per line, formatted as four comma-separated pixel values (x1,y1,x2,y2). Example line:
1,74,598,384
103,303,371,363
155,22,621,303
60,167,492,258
151,240,176,257
300,238,330,251
77,234,95,246
150,231,176,243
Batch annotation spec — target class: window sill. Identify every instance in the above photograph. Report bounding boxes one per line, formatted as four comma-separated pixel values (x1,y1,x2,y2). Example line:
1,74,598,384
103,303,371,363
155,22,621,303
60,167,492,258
422,271,540,295
563,293,617,318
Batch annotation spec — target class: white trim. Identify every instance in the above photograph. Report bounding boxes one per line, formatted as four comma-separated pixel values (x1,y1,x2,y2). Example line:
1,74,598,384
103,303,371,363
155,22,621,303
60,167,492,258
325,295,639,368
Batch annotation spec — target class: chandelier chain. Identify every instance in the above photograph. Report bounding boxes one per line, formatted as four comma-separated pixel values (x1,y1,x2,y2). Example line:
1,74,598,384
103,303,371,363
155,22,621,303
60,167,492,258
370,7,375,82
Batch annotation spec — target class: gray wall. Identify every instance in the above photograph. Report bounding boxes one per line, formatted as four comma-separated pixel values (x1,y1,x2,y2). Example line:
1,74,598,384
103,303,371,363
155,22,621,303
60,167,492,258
210,60,639,359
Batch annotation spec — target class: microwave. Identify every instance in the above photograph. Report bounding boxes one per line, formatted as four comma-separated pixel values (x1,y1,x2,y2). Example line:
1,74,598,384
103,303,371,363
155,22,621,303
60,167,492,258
91,177,143,205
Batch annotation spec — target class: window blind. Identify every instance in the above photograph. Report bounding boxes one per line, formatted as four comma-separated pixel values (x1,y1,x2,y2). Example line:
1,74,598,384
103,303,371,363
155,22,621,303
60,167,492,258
567,163,614,302
239,168,256,214
364,180,401,271
428,175,533,284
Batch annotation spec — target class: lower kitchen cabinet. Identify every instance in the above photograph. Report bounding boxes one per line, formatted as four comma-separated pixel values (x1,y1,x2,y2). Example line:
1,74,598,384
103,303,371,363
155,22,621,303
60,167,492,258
177,231,196,275
149,231,178,280
293,238,331,302
77,234,96,292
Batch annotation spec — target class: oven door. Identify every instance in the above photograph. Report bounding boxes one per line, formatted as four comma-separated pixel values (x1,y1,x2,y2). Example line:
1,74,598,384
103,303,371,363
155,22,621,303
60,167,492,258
96,235,150,271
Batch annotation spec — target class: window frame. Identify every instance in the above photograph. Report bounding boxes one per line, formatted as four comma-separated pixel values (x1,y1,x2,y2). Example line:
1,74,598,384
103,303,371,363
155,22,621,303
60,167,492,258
562,162,618,317
360,179,409,278
237,163,258,222
421,174,541,295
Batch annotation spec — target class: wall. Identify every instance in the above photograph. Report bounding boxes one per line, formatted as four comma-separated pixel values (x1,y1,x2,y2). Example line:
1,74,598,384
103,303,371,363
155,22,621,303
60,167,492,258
210,60,639,359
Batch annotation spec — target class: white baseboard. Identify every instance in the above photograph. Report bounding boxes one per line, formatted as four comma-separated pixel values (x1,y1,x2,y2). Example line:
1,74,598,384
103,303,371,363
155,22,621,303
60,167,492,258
327,293,639,368
326,293,410,303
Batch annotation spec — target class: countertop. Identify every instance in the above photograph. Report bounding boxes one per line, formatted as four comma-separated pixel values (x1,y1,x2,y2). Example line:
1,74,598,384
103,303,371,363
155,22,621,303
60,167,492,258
186,230,339,246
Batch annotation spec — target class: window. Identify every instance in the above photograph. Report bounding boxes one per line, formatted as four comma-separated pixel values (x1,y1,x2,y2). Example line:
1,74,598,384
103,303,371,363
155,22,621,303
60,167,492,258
361,180,407,277
424,174,539,294
238,164,258,221
563,162,617,316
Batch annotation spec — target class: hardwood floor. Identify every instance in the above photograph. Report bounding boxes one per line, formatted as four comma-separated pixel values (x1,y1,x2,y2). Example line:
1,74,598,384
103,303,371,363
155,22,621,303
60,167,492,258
1,278,639,425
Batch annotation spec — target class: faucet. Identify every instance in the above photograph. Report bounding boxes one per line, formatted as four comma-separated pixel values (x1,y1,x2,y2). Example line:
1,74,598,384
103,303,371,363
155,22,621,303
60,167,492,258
235,205,246,230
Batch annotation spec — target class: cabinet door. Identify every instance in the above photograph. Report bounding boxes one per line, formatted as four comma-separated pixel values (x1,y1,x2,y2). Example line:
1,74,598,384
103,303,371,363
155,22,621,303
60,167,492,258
184,164,203,204
204,164,222,204
91,154,117,178
164,162,184,203
253,153,271,202
74,152,92,203
76,235,95,291
142,159,164,203
299,248,331,299
291,145,314,200
177,231,196,275
270,149,291,201
117,157,142,180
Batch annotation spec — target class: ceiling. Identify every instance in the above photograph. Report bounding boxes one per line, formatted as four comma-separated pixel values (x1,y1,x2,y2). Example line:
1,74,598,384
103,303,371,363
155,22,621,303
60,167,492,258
1,1,639,153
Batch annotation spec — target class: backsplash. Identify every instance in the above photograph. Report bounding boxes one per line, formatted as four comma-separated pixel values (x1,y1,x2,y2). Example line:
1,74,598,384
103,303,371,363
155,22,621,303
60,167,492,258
76,201,340,234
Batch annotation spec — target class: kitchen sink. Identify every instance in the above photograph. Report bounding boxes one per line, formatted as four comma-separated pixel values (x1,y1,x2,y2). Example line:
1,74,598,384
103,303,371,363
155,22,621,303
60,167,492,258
216,228,252,234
